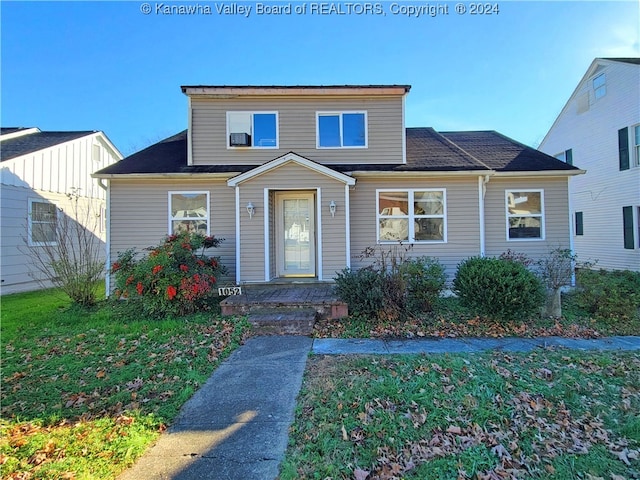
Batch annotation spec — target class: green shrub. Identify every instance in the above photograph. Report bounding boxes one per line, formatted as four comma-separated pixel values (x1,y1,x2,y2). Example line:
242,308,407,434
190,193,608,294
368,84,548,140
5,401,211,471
576,269,640,321
111,232,226,318
334,267,385,317
334,245,446,319
453,256,545,322
401,256,447,313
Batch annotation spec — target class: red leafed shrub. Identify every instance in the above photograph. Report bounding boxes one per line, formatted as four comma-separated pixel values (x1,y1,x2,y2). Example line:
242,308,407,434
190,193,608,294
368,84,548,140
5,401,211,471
111,232,226,317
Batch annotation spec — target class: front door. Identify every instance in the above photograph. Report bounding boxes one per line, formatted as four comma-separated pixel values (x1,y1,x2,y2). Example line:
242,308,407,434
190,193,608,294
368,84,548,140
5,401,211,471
276,192,315,277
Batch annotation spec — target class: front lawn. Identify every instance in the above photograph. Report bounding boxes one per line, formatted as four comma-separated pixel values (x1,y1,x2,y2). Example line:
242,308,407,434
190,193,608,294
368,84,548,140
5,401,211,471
0,288,250,479
281,351,640,479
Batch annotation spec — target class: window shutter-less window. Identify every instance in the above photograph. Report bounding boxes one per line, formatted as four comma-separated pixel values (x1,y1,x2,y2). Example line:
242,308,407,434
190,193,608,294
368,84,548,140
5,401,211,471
575,211,583,236
619,127,629,170
623,206,634,249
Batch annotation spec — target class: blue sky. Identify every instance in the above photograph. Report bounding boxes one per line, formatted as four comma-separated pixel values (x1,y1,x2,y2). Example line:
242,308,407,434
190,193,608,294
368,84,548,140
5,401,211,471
2,1,638,155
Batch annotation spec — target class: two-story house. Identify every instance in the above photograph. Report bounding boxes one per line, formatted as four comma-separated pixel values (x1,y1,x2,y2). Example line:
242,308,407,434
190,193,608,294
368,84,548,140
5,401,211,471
94,85,582,290
540,58,640,271
1,127,122,294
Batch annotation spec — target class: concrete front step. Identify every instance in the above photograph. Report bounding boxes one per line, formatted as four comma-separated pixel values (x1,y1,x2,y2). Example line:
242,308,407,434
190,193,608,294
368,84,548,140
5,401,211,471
248,308,317,335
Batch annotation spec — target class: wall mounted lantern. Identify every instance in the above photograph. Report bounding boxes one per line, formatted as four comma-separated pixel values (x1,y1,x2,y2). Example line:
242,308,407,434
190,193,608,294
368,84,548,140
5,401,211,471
246,202,255,219
329,200,337,218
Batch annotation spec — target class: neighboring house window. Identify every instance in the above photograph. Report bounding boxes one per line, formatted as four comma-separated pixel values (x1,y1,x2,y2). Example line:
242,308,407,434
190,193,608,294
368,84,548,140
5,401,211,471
28,199,57,246
619,127,630,171
168,192,210,235
623,206,635,250
555,148,573,165
575,211,584,236
593,73,606,100
377,189,446,243
506,190,544,240
227,112,278,148
92,144,101,163
317,112,367,148
634,125,640,167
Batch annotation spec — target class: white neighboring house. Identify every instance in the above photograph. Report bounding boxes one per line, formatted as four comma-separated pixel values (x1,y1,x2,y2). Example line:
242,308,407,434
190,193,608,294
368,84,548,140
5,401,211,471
0,127,123,294
540,58,640,271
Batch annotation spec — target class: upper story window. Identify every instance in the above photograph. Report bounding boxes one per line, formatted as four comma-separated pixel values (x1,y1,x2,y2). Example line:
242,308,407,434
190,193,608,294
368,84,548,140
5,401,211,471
227,112,278,148
29,199,57,246
317,112,367,148
506,190,545,240
555,148,573,165
593,73,606,100
377,189,446,243
168,191,209,235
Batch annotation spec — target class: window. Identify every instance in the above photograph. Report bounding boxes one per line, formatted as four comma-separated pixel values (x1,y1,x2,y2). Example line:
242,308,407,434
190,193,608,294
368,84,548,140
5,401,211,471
575,211,583,236
317,112,367,148
619,127,630,171
29,199,57,246
92,144,101,163
593,73,606,100
168,192,209,235
377,189,446,243
623,206,635,250
506,190,544,240
555,148,573,166
227,112,278,148
634,125,640,167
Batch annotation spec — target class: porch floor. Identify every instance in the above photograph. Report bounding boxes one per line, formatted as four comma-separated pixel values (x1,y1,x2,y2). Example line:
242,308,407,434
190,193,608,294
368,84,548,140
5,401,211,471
220,283,348,334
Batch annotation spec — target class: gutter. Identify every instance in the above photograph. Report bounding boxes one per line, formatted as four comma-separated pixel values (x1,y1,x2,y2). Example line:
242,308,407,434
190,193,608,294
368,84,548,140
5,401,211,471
91,172,237,180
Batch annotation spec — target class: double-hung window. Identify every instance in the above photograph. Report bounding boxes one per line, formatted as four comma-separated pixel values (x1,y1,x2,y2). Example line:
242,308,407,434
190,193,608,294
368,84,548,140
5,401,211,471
634,125,640,167
29,199,57,246
554,148,573,165
506,190,544,240
593,73,606,100
317,112,367,148
227,112,278,148
168,192,210,235
377,189,446,243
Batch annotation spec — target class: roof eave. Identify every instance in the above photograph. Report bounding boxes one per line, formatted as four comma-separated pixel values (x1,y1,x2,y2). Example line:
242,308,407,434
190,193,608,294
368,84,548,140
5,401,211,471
349,169,494,177
181,85,411,97
492,169,586,177
91,172,237,180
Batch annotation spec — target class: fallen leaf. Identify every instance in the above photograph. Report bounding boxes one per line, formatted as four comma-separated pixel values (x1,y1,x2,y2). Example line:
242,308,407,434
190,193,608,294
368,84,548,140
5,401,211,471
341,424,348,441
354,467,370,480
446,425,462,435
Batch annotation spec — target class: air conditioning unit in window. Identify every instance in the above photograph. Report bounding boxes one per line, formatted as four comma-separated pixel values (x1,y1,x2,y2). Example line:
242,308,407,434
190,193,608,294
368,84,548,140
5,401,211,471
230,133,251,147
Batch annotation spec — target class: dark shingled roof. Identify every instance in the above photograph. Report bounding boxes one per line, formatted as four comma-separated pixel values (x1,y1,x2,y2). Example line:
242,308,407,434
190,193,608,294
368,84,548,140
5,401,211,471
1,130,96,162
440,131,579,172
1,127,32,136
95,128,579,176
604,58,640,65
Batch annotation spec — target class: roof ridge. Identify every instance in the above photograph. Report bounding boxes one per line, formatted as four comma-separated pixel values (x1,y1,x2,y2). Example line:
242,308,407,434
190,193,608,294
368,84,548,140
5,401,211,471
434,130,493,171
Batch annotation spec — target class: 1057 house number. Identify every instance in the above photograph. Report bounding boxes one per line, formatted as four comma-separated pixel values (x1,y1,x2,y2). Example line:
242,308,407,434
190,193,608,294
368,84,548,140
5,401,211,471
218,286,242,296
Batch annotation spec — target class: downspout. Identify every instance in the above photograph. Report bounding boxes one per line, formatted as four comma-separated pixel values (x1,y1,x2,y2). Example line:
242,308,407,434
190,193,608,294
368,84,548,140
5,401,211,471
478,175,490,257
235,186,241,284
97,178,110,296
567,176,576,286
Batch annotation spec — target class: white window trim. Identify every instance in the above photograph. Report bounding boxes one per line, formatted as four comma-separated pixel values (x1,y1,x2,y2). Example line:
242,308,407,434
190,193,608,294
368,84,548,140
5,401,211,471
505,189,545,241
168,191,210,236
226,111,279,149
376,188,447,244
632,124,640,168
316,111,368,149
28,198,57,247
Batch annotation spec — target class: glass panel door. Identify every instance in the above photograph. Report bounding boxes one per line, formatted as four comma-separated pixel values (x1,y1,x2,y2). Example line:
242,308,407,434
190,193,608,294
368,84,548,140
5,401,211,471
277,193,315,277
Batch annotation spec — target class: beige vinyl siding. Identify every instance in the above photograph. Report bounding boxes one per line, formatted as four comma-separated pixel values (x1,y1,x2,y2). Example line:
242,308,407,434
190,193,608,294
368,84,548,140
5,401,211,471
348,176,482,283
484,177,571,258
191,96,404,166
109,179,236,284
237,162,349,282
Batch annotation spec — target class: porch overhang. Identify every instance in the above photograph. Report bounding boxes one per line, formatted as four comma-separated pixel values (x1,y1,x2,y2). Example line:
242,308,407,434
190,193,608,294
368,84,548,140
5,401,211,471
227,152,356,187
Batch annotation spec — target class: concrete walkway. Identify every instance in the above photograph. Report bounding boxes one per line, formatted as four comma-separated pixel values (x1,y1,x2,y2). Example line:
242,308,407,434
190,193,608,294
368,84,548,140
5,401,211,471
119,335,639,480
118,336,312,480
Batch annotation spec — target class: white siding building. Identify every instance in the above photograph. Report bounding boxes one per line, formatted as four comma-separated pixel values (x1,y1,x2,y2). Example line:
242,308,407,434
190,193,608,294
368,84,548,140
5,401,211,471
1,127,122,293
540,58,640,271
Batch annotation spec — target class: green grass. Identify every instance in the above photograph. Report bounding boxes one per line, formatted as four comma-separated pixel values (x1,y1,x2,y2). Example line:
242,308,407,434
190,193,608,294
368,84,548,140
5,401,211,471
1,287,250,479
280,351,640,479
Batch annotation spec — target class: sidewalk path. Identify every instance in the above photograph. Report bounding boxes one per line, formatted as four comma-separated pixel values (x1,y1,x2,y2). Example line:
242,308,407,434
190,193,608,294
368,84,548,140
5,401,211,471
119,335,639,480
312,335,640,355
118,336,312,480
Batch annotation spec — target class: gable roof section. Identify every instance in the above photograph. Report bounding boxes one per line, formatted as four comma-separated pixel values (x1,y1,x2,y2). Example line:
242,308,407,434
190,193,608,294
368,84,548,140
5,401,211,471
1,130,96,161
94,128,579,177
227,152,356,187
